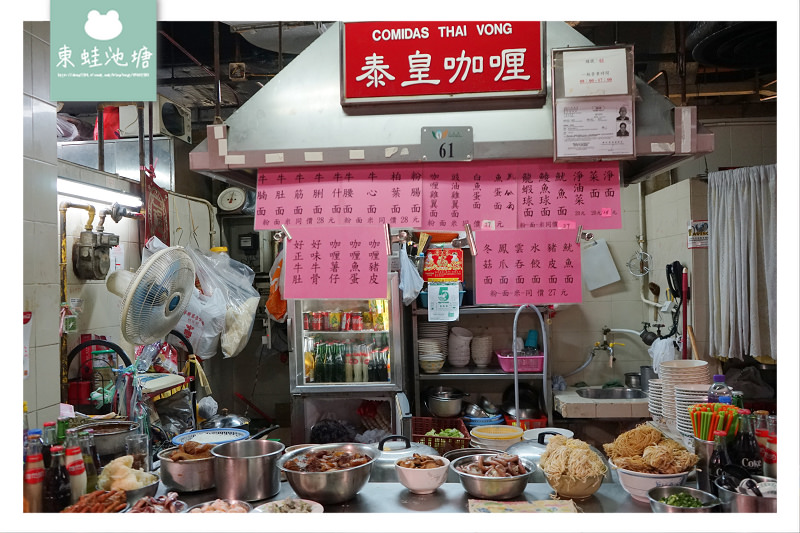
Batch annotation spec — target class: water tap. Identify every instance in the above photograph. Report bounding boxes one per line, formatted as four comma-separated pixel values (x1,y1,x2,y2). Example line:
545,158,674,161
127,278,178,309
593,338,625,368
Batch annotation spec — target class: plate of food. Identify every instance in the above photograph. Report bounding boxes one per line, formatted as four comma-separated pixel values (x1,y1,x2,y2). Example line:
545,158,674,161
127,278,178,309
253,497,324,513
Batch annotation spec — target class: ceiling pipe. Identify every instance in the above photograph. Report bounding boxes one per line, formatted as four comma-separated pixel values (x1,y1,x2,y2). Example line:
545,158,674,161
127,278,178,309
647,70,670,99
214,21,222,122
676,21,688,106
158,29,241,107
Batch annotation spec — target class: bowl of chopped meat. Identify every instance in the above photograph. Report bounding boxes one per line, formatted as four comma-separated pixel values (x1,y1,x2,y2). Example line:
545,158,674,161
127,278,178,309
450,453,534,500
277,443,379,504
395,454,450,494
157,442,217,492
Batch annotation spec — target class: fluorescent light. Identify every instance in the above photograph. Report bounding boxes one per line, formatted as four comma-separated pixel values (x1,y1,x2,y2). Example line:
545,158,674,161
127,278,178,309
57,178,143,208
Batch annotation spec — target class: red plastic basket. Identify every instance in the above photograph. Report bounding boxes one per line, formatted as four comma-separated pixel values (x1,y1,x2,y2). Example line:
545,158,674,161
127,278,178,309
503,415,548,430
496,350,544,373
412,417,470,455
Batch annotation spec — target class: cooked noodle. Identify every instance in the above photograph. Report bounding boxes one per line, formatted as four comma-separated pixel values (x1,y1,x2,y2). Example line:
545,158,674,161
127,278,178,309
539,436,607,483
603,424,698,474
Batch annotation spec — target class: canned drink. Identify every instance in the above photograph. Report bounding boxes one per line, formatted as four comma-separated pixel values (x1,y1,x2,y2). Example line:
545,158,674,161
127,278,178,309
351,312,363,331
310,312,323,331
342,312,351,331
321,311,329,331
303,312,311,330
362,311,373,331
328,311,342,331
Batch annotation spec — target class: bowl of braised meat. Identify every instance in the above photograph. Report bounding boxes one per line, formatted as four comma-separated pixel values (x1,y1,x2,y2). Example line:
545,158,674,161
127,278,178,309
277,443,379,504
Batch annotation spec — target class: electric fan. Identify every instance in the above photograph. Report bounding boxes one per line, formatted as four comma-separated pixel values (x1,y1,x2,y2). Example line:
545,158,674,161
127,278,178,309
106,246,196,345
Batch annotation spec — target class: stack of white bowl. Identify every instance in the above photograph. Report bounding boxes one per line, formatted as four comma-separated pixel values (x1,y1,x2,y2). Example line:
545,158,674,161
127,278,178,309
418,337,446,373
658,360,710,432
448,327,473,367
647,379,664,423
470,336,493,367
674,383,712,440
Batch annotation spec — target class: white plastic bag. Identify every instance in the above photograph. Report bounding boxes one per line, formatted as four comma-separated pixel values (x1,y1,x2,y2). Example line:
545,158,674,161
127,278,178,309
648,337,678,374
173,288,226,359
398,247,424,306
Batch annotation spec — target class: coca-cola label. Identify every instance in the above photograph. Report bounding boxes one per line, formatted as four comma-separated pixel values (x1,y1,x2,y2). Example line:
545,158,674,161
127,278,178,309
739,456,763,473
763,447,777,464
66,460,86,476
24,468,45,484
25,453,43,464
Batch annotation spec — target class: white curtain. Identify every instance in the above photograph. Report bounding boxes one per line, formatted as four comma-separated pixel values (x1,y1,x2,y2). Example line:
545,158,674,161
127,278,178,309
707,164,777,360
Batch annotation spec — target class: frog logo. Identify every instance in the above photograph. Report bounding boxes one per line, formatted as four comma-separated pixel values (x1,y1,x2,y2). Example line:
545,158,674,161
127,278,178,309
84,10,123,41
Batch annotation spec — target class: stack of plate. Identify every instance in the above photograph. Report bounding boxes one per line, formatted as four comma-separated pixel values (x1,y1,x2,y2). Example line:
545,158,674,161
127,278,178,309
658,360,710,430
674,383,712,439
418,322,449,355
463,413,504,431
469,425,524,451
470,336,493,367
647,379,664,422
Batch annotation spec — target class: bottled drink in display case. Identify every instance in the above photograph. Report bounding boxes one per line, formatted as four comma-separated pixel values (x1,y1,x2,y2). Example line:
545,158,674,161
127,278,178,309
730,410,763,477
708,430,732,495
313,341,326,383
42,445,71,513
333,343,346,382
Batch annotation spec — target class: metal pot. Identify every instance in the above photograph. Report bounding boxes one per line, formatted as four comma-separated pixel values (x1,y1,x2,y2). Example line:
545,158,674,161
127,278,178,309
81,421,139,465
425,386,467,418
212,438,285,501
157,446,216,492
368,435,438,482
625,372,642,389
201,408,251,432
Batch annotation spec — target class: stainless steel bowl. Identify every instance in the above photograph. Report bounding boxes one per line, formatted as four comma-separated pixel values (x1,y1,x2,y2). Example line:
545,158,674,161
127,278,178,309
123,474,160,504
463,402,489,418
624,372,642,389
450,454,534,500
157,446,215,492
648,486,722,513
714,475,777,513
277,443,379,505
81,421,140,464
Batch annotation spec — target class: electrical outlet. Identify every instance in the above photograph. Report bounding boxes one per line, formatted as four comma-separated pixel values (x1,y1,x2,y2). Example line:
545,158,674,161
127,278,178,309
661,301,675,313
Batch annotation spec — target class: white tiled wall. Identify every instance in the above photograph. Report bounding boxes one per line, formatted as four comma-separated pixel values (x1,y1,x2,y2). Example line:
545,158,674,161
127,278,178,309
23,21,61,428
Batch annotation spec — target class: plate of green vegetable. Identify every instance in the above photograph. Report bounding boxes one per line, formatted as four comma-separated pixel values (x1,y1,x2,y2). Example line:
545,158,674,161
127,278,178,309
647,486,722,513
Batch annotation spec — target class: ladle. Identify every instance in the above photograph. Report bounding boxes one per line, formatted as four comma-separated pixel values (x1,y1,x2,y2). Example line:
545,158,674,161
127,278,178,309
648,282,661,320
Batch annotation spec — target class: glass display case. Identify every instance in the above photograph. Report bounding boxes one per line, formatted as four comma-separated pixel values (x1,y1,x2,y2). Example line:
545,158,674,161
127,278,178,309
286,272,411,443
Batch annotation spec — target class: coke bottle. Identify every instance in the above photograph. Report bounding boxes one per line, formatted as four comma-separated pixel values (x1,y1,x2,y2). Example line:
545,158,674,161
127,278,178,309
41,421,57,468
730,409,763,477
78,430,99,492
42,445,71,513
708,430,732,495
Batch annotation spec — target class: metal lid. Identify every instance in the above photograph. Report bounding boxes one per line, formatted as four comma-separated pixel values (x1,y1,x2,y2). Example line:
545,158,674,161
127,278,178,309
201,408,250,429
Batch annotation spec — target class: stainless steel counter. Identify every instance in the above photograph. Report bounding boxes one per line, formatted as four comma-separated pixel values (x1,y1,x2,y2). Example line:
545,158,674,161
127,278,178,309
159,478,651,513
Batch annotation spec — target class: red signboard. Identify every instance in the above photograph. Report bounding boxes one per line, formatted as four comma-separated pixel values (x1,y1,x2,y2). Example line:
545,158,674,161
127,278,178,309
144,173,170,245
342,21,544,104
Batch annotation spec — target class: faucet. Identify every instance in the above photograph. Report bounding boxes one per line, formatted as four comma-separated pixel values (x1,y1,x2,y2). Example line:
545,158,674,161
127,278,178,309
594,327,625,368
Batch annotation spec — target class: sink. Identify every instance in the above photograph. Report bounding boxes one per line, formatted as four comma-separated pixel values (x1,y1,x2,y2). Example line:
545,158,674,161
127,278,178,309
576,388,647,399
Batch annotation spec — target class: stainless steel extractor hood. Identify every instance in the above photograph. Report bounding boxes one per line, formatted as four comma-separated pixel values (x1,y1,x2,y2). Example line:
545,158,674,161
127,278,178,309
190,21,713,188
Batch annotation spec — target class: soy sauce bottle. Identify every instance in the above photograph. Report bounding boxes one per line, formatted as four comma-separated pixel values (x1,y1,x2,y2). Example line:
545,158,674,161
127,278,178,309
42,445,71,513
730,410,763,477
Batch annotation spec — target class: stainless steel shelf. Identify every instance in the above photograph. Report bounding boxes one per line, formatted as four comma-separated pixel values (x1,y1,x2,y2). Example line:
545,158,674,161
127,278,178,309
418,367,543,380
413,305,549,316
302,330,389,335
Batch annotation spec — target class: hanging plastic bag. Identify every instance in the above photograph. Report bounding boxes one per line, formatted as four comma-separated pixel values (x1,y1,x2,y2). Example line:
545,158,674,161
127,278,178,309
648,337,678,374
173,287,226,359
265,248,287,323
184,247,261,358
398,247,424,306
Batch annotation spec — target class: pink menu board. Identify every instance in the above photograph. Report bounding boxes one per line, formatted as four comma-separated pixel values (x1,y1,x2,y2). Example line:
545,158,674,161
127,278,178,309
517,159,621,230
420,163,518,231
283,226,388,300
255,165,423,230
473,229,582,305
